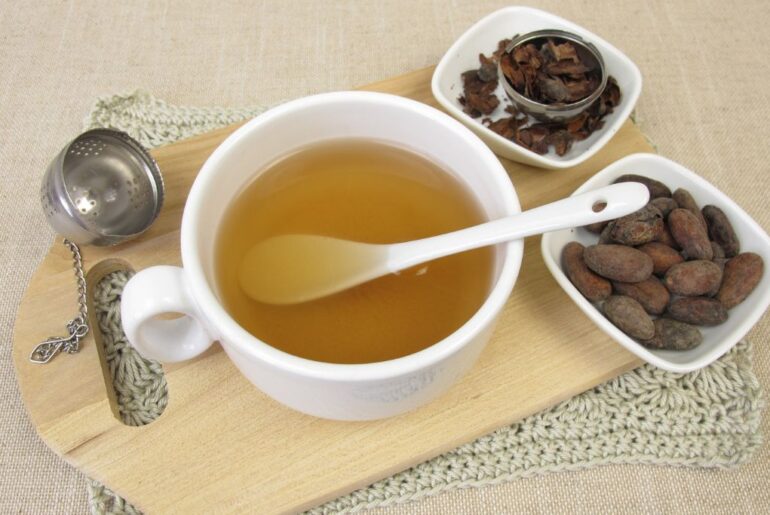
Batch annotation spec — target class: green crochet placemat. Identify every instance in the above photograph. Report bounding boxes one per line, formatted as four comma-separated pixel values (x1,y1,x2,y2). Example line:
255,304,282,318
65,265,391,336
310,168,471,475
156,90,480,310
85,92,763,515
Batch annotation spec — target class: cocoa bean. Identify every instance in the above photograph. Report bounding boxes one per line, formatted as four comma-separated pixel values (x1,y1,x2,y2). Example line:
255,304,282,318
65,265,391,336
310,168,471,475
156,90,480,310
603,295,655,340
668,209,713,260
584,244,653,283
702,205,740,257
561,242,612,302
612,276,670,315
717,252,764,309
584,220,609,234
614,174,671,199
663,260,723,297
609,204,664,245
667,297,728,326
598,222,614,244
641,318,703,350
673,188,708,230
651,197,678,218
711,241,725,260
638,242,684,276
655,223,680,249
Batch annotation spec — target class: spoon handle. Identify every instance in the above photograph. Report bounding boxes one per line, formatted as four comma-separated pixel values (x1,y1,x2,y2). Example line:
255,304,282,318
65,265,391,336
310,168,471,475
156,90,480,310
387,182,649,271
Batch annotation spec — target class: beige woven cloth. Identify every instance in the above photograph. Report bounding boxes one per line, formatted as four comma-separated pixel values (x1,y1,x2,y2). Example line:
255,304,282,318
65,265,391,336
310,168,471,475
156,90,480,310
2,0,769,513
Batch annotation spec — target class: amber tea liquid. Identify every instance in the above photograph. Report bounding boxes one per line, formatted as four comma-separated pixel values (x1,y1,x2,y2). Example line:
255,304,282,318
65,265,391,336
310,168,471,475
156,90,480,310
215,139,494,364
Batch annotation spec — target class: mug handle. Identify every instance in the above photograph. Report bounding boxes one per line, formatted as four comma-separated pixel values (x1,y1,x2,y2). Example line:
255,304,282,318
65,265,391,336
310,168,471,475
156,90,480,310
121,266,216,362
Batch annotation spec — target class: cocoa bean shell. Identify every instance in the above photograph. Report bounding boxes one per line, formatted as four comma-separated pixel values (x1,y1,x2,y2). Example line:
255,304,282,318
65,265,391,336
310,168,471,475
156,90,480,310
638,242,684,276
603,295,656,340
612,276,670,315
583,244,653,283
667,297,728,326
702,205,740,257
561,242,612,302
668,208,713,260
717,252,764,309
663,260,723,297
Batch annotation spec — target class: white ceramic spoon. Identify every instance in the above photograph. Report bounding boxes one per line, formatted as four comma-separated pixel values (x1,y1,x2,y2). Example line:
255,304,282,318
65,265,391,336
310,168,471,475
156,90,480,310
239,182,649,305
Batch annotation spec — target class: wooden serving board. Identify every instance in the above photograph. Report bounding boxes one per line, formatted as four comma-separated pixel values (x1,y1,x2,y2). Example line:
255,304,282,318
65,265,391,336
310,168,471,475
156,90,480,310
13,67,649,514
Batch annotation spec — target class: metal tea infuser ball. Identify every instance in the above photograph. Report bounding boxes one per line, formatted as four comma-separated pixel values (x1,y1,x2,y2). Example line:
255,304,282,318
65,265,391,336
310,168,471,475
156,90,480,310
34,129,164,363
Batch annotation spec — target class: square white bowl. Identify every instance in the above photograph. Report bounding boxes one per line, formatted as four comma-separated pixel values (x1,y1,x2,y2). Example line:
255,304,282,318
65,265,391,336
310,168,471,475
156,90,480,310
431,6,642,170
541,153,770,372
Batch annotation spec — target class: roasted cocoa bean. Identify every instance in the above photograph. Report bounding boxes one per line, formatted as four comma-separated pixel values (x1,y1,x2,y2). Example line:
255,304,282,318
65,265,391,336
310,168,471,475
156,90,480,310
655,223,680,249
668,208,713,260
598,222,614,244
641,318,703,350
614,174,671,199
562,242,612,302
651,197,678,218
584,220,609,234
584,244,653,283
638,242,684,276
717,252,764,309
603,295,655,340
612,276,670,315
609,204,664,245
667,297,728,326
711,241,725,260
702,205,740,257
673,188,708,230
663,260,723,297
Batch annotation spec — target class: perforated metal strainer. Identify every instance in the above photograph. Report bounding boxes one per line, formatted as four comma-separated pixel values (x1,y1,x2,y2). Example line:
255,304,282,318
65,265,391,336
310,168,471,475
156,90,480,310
40,128,164,246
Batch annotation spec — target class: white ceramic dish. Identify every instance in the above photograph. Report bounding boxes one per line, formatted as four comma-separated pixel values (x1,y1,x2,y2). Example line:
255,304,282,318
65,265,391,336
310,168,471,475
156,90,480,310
541,153,770,373
431,6,642,169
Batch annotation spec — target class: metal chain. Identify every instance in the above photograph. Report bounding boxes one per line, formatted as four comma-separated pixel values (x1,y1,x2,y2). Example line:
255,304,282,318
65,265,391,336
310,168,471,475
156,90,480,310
66,238,89,321
29,239,90,364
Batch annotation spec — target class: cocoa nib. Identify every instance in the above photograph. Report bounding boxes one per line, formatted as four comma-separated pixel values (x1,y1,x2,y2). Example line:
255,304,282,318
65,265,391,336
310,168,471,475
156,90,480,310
483,77,619,156
492,38,512,63
587,77,621,118
546,130,573,156
477,53,498,82
460,37,622,157
502,37,602,105
482,105,527,140
545,38,579,62
458,54,500,118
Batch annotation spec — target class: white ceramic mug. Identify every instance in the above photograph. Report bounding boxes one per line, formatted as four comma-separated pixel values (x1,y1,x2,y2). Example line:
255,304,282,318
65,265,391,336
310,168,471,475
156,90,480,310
121,91,523,420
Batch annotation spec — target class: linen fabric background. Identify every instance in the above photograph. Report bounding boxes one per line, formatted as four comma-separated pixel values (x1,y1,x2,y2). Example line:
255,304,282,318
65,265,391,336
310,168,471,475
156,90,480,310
1,1,768,513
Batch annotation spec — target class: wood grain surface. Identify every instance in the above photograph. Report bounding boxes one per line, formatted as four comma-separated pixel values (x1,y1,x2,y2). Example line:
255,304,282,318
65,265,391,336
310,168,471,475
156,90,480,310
12,67,648,514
